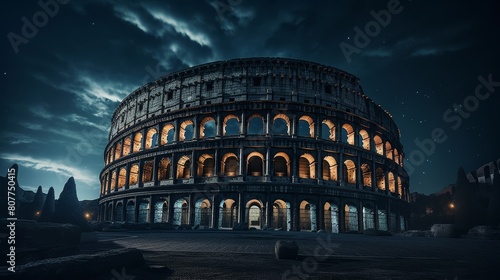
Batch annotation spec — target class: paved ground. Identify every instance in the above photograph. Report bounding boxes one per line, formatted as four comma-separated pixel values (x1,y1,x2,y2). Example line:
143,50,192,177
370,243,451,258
80,230,500,279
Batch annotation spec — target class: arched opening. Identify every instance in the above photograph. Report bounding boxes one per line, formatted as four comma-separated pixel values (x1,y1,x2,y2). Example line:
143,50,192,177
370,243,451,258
397,178,403,198
200,117,216,138
248,114,264,135
161,124,175,145
179,120,194,142
393,149,400,165
247,199,263,229
341,124,355,145
388,172,396,193
324,202,339,233
385,141,393,160
378,208,387,230
123,137,131,156
194,198,212,227
376,168,385,190
299,153,315,179
106,204,113,221
299,200,317,231
322,156,338,181
126,201,135,222
321,119,335,140
197,154,215,177
247,152,264,176
133,132,143,152
118,168,126,189
223,115,240,136
219,199,238,228
158,158,171,180
154,200,169,223
142,161,154,183
221,153,238,176
177,156,191,179
107,150,112,164
344,204,358,232
343,160,356,184
110,171,116,191
298,115,314,138
138,200,150,223
273,199,290,231
114,203,123,222
173,198,189,226
361,163,372,187
272,114,290,135
114,142,122,160
129,164,139,185
374,135,383,155
359,130,370,150
363,205,375,230
145,128,158,149
273,152,290,177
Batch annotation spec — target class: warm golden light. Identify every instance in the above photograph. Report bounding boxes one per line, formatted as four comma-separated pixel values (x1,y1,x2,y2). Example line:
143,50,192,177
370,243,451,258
35,211,40,216
85,213,91,219
449,203,455,209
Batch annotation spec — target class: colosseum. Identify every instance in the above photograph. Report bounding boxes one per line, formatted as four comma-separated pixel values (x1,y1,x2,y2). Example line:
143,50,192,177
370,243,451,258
98,57,410,232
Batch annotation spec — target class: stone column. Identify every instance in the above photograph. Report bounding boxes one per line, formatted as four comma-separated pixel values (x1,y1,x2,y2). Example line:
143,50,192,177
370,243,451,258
190,150,196,178
356,155,362,189
239,147,244,176
125,162,130,190
374,203,379,230
338,152,344,185
214,149,219,176
358,200,363,231
149,196,155,223
240,111,246,135
216,113,222,137
338,197,345,232
138,160,144,188
193,115,198,140
317,149,323,181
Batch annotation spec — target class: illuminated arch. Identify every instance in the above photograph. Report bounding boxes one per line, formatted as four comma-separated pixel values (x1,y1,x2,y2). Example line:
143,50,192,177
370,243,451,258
388,172,396,193
341,124,355,145
118,168,126,189
197,154,215,177
359,130,370,150
179,120,194,142
158,157,171,180
129,164,139,185
344,203,358,231
298,115,314,138
374,135,383,155
223,115,240,136
272,113,290,135
248,114,264,135
199,116,216,138
343,160,356,184
321,119,335,140
299,153,316,179
114,142,122,160
393,149,400,164
361,163,372,187
161,124,175,145
322,156,338,181
133,132,143,152
177,155,191,179
376,168,385,190
273,152,290,177
221,153,239,176
247,152,264,176
123,137,131,156
385,141,393,160
397,177,403,198
142,160,154,182
145,128,158,149
110,170,116,191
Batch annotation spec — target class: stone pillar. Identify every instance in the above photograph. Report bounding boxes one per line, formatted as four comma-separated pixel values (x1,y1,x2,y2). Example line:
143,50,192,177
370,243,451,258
292,194,299,231
134,197,139,223
266,112,270,135
317,199,324,231
238,192,244,223
240,111,246,135
291,114,297,138
174,119,179,142
292,145,297,182
266,195,272,228
356,156,362,189
372,161,377,191
193,115,198,140
138,160,144,188
216,113,222,137
189,193,195,226
191,150,196,178
125,162,131,190
338,152,344,185
265,146,270,178
140,128,146,151
387,200,391,231
358,200,363,231
122,198,127,223
214,149,219,176
153,156,159,186
211,194,218,229
149,196,155,223
317,149,323,182
168,195,174,224
338,198,345,232
239,147,244,176
171,153,177,180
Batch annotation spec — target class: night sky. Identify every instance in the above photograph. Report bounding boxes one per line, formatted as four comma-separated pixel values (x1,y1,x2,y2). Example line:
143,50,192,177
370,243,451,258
1,0,499,200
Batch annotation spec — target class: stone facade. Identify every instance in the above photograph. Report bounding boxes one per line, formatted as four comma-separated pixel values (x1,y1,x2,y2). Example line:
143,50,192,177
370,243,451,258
98,57,410,232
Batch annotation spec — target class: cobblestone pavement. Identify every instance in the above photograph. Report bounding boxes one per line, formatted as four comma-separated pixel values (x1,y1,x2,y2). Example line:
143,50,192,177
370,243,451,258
83,230,500,279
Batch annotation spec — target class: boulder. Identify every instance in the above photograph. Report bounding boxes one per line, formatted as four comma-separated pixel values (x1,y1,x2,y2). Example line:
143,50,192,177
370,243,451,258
431,224,458,238
0,248,144,280
275,240,298,260
363,228,392,236
465,225,500,240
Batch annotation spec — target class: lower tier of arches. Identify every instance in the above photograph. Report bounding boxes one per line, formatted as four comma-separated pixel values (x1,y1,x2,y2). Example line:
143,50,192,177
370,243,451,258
99,191,408,232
